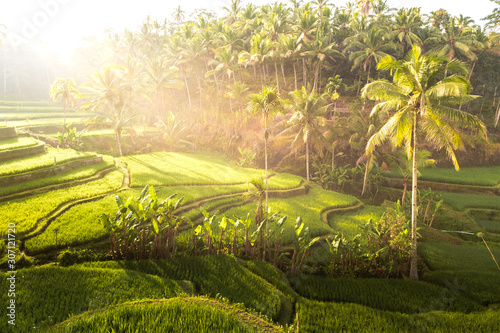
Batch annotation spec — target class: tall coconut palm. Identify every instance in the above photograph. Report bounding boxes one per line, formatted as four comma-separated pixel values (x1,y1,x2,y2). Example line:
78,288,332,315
144,55,183,119
362,46,486,280
345,26,399,86
79,65,142,156
49,78,79,124
247,86,282,212
390,8,424,55
303,34,344,91
425,18,477,62
280,85,330,180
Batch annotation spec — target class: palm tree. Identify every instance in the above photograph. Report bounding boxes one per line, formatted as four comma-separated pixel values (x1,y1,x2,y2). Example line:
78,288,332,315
280,33,300,90
390,8,423,55
280,85,329,180
144,55,183,119
223,0,243,25
224,81,249,113
345,26,398,86
425,18,477,62
79,65,142,156
49,78,79,124
362,46,486,280
303,34,344,91
172,6,185,26
247,86,282,212
483,0,500,30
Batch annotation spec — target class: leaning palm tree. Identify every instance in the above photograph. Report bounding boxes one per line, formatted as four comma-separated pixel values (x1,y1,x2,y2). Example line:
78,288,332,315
362,46,486,280
280,85,330,181
49,78,79,124
247,86,282,214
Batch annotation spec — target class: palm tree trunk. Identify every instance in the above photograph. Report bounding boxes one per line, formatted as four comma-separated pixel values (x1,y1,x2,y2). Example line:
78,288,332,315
314,61,320,92
410,106,420,280
293,62,298,90
274,61,280,93
401,181,407,209
183,74,192,108
302,58,307,87
195,72,203,108
306,138,310,181
116,128,123,157
331,144,335,171
264,112,269,251
63,102,67,124
361,155,370,196
281,63,287,87
468,60,476,80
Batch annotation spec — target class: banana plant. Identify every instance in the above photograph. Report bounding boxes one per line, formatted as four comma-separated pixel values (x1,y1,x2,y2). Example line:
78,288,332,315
236,213,253,257
201,208,218,255
327,234,345,273
290,217,320,275
101,185,184,260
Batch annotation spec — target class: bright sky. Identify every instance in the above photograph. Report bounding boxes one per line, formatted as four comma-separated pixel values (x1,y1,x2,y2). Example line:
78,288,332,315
0,0,497,62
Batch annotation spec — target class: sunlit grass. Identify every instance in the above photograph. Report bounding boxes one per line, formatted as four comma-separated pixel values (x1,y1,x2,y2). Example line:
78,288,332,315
26,184,249,253
0,170,123,234
223,187,359,243
5,117,86,127
328,205,386,238
0,156,115,197
0,136,41,151
124,152,281,187
0,112,80,120
0,147,97,176
384,166,500,186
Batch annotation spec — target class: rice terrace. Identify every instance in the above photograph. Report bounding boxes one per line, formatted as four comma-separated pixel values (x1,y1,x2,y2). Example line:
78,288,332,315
1,0,500,332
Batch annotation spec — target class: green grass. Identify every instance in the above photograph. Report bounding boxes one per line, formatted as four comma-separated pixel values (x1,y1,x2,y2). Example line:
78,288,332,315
438,192,500,211
223,187,359,243
5,117,86,127
0,266,193,331
0,112,80,120
419,166,500,186
0,136,41,151
76,127,158,137
0,156,115,197
183,196,245,221
420,242,500,304
267,173,303,190
25,195,117,253
328,205,386,238
0,170,123,234
384,166,500,186
290,275,482,313
419,242,500,273
80,255,285,321
296,298,500,333
123,152,278,187
425,270,500,305
476,220,500,233
0,147,97,176
50,298,281,333
242,260,299,301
